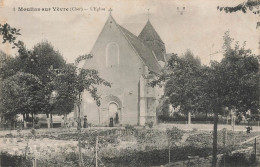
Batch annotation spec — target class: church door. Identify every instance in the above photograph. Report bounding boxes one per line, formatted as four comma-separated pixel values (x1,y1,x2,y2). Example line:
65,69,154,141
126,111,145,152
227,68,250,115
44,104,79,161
108,102,119,124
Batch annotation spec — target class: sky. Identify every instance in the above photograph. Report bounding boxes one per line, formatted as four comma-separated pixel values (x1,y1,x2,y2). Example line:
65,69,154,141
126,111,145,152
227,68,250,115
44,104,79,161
0,0,259,65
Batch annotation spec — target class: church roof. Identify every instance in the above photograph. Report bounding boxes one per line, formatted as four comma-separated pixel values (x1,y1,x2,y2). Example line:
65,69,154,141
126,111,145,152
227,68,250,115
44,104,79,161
139,20,164,43
117,25,162,74
138,20,166,62
108,15,162,74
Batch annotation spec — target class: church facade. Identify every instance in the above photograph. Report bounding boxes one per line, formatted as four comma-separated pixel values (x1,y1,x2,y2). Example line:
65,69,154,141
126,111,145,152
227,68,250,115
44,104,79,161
80,13,167,126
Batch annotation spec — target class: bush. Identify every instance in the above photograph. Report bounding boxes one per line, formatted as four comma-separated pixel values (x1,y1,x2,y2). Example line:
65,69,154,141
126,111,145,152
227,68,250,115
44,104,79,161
134,129,167,147
102,146,212,167
220,153,252,167
145,122,154,128
158,113,214,123
0,152,32,167
166,127,184,144
125,124,135,131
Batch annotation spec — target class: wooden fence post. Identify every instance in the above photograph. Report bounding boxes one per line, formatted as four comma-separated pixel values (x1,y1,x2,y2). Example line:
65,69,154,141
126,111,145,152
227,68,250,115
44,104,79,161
254,138,257,161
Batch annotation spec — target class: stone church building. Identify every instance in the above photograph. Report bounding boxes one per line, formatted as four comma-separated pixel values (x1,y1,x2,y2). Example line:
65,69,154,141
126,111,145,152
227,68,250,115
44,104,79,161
80,12,168,126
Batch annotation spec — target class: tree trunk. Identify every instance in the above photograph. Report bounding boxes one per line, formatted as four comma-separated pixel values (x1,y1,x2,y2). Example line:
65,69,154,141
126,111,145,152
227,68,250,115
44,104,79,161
188,112,191,125
77,94,83,167
64,114,68,128
46,114,50,129
212,108,219,167
50,112,53,128
23,113,27,128
32,113,34,128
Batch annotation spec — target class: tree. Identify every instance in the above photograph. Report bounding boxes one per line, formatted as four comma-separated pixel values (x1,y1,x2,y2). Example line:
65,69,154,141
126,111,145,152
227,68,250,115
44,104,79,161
0,51,9,121
0,40,68,128
50,54,110,167
0,23,21,48
0,22,71,128
151,50,208,124
204,32,259,167
30,41,66,128
151,32,259,167
217,0,260,28
1,72,45,128
220,32,259,114
48,64,77,126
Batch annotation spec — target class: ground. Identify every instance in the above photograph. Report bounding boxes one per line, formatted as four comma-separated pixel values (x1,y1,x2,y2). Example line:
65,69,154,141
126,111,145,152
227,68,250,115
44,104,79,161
0,123,260,166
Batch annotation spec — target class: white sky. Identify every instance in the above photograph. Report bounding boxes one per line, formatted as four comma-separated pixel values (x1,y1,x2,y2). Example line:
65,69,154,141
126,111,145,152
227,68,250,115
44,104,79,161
0,0,259,65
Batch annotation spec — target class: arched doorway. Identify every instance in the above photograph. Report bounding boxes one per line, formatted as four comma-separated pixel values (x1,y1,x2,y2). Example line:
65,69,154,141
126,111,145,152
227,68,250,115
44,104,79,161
109,102,118,118
108,102,120,125
100,95,122,125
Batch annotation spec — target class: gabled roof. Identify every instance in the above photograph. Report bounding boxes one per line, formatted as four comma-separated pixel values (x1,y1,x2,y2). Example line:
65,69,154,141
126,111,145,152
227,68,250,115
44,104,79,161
109,15,162,74
117,25,162,74
139,20,164,43
138,20,166,62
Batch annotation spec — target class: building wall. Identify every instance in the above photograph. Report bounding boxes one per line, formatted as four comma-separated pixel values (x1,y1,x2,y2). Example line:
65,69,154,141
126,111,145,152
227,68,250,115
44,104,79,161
82,16,144,125
139,74,159,126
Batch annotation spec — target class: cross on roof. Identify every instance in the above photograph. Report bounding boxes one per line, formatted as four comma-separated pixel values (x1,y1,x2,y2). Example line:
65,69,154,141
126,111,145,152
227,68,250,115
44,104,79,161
109,8,113,15
147,8,150,20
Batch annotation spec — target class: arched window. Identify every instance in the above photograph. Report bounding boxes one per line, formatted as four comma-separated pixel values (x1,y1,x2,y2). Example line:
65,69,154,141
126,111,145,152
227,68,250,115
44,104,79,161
106,42,119,67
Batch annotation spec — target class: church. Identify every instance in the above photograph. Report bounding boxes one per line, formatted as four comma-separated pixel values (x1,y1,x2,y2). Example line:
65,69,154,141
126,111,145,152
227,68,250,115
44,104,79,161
80,11,168,126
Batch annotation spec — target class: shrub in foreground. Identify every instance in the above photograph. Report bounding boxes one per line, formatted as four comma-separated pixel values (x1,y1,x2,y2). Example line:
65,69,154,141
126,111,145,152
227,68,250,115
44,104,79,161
0,152,32,167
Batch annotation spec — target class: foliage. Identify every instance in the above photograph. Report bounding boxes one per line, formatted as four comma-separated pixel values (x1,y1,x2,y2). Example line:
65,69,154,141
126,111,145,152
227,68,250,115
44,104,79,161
0,152,32,167
49,54,111,114
158,112,215,122
38,130,120,149
217,0,260,28
0,23,21,48
1,72,45,118
125,124,136,131
150,50,209,116
145,121,154,128
213,31,260,115
166,127,184,145
0,26,69,118
151,32,259,166
219,153,254,167
134,129,166,146
48,64,76,115
30,41,65,84
185,131,260,148
157,98,170,117
217,0,260,14
17,41,66,116
102,146,212,167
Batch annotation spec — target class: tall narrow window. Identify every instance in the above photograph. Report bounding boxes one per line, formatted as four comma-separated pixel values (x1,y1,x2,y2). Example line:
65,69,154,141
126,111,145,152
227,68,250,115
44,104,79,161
106,42,119,67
